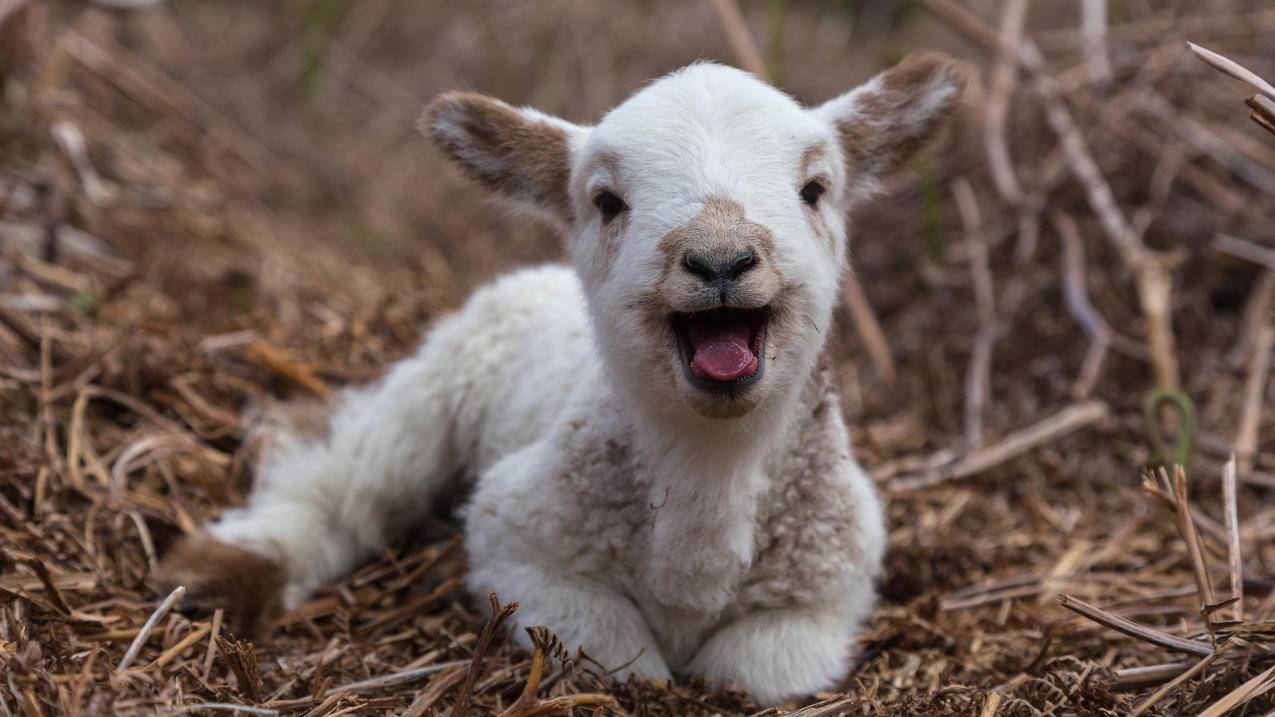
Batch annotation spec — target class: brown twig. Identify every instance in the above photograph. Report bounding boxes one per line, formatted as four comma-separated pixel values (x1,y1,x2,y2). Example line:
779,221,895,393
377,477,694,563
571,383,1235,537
922,0,1181,391
116,585,185,672
1128,641,1234,717
450,593,519,717
1221,455,1243,625
1051,211,1111,398
1058,594,1214,657
705,0,767,77
1236,325,1274,476
885,400,1109,491
1196,663,1275,717
953,178,995,449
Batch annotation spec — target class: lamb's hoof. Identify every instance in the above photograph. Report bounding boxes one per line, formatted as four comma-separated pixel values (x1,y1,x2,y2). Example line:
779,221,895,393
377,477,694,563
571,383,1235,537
152,534,285,637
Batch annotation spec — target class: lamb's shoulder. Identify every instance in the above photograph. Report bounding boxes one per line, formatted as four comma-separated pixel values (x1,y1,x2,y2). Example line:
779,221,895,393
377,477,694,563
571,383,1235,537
740,368,886,610
464,394,649,580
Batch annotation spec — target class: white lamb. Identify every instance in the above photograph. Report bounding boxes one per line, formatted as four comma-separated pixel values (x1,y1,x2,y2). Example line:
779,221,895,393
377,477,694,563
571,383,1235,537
156,53,966,705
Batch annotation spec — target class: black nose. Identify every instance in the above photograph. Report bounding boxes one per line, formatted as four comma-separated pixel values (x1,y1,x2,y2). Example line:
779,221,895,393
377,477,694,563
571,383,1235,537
683,250,758,284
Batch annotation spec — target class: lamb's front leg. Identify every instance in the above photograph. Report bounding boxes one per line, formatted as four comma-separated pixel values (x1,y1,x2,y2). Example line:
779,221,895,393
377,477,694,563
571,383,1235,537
156,328,466,632
687,595,873,706
464,438,672,683
468,560,672,682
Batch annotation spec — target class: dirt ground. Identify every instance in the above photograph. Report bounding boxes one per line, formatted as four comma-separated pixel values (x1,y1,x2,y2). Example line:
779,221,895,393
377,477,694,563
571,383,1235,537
4,1,1275,715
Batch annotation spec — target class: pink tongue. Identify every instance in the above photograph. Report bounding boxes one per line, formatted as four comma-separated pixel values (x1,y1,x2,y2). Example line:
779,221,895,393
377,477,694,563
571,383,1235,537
687,316,758,382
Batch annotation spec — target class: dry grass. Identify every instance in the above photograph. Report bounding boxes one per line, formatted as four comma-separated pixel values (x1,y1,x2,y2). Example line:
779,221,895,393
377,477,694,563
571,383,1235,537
5,1,1275,714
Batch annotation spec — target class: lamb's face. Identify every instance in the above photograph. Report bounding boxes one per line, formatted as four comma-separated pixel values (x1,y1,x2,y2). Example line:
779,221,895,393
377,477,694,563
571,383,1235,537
426,54,966,421
568,70,848,419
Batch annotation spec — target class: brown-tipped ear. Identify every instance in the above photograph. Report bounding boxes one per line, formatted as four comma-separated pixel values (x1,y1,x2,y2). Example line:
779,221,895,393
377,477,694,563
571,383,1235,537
812,51,970,202
421,92,587,223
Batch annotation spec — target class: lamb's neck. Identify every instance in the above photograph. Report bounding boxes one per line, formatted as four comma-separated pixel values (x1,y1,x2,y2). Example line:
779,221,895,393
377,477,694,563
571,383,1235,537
636,398,797,616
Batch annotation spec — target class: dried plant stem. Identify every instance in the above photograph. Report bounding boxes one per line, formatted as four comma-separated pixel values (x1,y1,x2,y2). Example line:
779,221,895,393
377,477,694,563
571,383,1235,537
1188,42,1275,101
922,0,1181,391
173,705,278,716
706,0,767,77
1081,0,1112,86
886,400,1109,491
1059,594,1213,657
1196,664,1275,717
151,623,213,670
985,0,1027,205
1052,212,1111,397
202,608,223,679
1169,467,1217,621
1221,456,1243,624
116,585,185,672
1236,325,1274,475
326,660,469,694
954,178,995,449
1227,268,1275,366
1128,642,1234,717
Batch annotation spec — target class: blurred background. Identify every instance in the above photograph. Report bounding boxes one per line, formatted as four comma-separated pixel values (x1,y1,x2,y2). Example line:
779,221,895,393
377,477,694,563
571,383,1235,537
5,1,1275,714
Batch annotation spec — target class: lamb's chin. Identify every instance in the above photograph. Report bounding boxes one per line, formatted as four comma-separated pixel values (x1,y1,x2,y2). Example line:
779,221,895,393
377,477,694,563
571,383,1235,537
671,367,767,420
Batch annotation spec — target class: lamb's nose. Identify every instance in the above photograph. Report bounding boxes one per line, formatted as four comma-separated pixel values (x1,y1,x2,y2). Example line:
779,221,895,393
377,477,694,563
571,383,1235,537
683,250,758,284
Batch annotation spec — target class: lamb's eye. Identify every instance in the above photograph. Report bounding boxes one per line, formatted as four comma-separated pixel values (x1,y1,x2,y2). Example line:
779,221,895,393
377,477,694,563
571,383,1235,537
800,180,826,207
594,190,627,223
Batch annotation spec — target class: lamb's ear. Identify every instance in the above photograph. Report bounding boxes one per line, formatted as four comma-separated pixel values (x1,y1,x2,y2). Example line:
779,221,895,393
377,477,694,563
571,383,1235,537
812,52,969,203
422,92,587,223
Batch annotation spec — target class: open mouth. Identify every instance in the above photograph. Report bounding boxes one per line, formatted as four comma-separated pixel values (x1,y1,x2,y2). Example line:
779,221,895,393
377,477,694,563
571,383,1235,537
672,307,770,388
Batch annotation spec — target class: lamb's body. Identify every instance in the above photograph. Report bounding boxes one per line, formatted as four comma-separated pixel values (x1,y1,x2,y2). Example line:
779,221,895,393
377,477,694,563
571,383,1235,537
159,56,965,705
208,265,881,700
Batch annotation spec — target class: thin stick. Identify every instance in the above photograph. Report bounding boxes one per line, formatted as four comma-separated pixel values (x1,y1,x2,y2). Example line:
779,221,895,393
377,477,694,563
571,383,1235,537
1246,95,1275,137
1052,212,1111,397
887,401,1109,491
954,178,995,449
1196,664,1275,717
985,0,1027,205
150,623,212,670
1215,233,1275,270
842,274,898,386
1188,42,1275,102
1128,642,1234,717
171,705,279,716
1227,269,1275,366
1222,455,1243,624
1081,0,1112,86
706,0,767,77
1237,325,1274,476
921,0,1181,391
1058,594,1213,657
203,608,223,679
1171,467,1217,624
324,660,468,694
116,585,185,672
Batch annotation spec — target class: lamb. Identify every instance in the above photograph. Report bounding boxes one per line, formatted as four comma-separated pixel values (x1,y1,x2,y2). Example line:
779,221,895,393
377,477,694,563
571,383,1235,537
155,53,966,705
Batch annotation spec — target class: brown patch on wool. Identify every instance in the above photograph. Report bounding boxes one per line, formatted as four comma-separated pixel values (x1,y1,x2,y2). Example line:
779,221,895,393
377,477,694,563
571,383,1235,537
152,534,285,636
423,92,573,218
799,144,837,247
581,151,628,275
800,144,829,177
835,51,969,180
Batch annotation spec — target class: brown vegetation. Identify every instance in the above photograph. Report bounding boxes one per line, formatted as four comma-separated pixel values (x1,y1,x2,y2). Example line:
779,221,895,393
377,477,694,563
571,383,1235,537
4,1,1275,714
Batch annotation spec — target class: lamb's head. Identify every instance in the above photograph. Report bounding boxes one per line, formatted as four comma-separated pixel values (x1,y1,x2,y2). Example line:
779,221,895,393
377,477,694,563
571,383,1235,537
425,53,965,421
